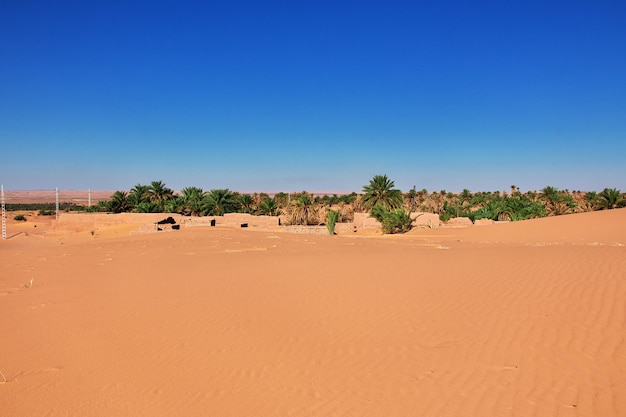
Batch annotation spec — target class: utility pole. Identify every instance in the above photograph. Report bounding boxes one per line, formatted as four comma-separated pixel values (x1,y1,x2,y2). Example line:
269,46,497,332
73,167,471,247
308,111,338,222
55,187,59,221
1,185,6,239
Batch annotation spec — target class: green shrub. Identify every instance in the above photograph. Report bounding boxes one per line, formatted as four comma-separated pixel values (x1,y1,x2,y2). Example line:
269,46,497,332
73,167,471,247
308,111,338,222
370,206,413,234
327,209,339,235
14,214,27,221
382,209,413,234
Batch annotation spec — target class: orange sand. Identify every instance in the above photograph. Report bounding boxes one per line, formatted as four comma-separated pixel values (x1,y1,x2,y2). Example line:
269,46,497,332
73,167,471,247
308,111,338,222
1,209,625,416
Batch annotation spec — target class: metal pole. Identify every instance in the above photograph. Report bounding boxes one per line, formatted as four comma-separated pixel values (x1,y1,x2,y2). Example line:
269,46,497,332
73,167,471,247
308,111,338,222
56,187,59,221
1,185,6,239
88,188,91,207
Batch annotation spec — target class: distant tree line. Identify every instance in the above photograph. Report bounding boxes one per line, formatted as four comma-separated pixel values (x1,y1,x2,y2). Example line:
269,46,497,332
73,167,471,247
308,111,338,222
12,178,625,234
6,202,87,213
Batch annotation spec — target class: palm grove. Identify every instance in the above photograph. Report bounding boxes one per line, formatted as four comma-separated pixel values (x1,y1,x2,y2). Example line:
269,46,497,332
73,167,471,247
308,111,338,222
91,177,625,234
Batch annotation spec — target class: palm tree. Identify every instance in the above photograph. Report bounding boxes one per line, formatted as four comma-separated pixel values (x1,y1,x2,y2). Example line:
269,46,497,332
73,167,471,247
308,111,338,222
147,180,174,206
237,194,255,213
128,183,150,208
273,192,289,210
540,186,563,216
164,197,182,213
404,186,417,211
108,190,130,213
362,174,404,211
203,189,237,216
180,187,205,216
598,188,625,210
289,194,318,225
134,201,160,213
257,197,279,216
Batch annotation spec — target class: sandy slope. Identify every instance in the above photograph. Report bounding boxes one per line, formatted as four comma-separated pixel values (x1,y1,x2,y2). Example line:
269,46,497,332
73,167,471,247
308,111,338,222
1,210,625,416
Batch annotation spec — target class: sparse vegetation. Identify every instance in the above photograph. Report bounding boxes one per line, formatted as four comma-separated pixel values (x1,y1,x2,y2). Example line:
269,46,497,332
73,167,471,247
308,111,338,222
14,214,27,221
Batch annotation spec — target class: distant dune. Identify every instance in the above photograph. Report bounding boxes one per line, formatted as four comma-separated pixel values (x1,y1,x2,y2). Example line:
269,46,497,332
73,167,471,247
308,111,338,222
1,209,625,416
3,190,115,204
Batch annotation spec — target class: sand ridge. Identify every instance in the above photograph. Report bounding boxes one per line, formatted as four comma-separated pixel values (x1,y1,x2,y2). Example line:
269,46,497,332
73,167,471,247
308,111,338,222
1,209,625,416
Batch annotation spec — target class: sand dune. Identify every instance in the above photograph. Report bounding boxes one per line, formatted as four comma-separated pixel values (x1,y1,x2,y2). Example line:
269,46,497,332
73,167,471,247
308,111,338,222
1,209,625,416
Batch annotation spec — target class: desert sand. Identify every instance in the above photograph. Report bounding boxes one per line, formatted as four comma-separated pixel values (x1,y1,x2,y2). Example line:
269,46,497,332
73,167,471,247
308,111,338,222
1,209,625,416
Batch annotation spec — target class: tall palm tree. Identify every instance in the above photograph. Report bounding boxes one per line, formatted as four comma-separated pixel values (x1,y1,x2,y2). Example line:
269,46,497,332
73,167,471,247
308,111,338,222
362,174,404,211
147,180,174,205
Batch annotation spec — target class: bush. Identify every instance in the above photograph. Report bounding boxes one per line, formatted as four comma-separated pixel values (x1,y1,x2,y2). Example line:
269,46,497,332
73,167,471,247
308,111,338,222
327,209,339,235
370,206,413,234
14,214,27,221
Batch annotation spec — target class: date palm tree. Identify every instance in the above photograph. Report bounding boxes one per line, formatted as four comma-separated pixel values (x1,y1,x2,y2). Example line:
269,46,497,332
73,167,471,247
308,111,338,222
257,197,279,216
362,174,404,211
147,180,174,206
203,189,237,216
598,188,625,210
108,190,130,213
180,187,205,216
289,194,318,225
238,194,255,213
128,183,150,208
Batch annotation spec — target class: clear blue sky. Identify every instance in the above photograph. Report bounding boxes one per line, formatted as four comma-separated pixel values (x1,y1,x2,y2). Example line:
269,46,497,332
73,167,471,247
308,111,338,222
1,0,625,193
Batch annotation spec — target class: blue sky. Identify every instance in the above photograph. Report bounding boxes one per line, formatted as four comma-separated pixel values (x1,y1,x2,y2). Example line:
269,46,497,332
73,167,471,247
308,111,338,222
1,1,625,193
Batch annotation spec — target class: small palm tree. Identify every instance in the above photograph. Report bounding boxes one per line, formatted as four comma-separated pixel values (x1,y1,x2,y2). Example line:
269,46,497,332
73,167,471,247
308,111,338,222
362,174,404,211
203,189,237,216
180,187,205,216
108,191,130,213
327,209,339,235
257,198,279,216
238,194,255,213
370,206,413,234
289,194,318,225
598,188,625,210
128,183,150,208
134,201,160,213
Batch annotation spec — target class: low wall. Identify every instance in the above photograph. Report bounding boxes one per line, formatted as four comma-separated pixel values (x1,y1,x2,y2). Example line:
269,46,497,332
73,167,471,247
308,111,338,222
354,211,441,230
185,213,280,229
282,226,329,235
58,212,186,227
411,212,440,228
353,212,381,229
222,213,280,228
